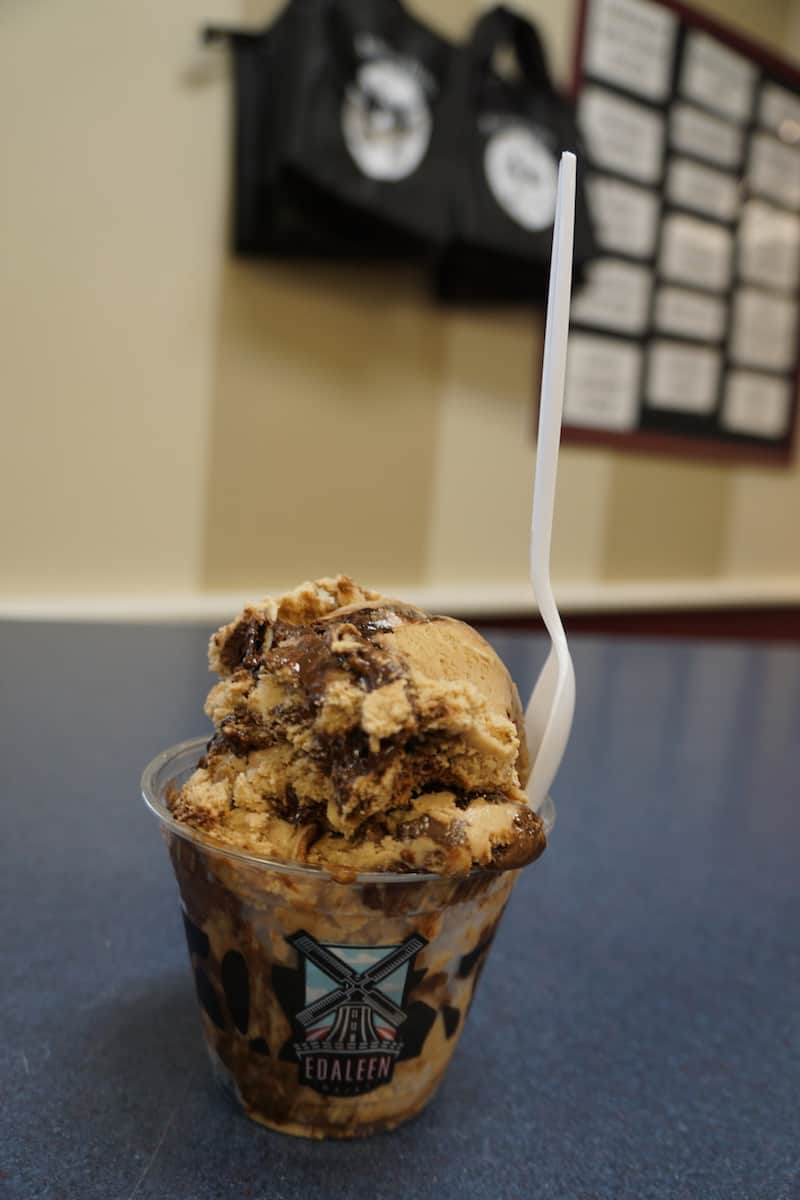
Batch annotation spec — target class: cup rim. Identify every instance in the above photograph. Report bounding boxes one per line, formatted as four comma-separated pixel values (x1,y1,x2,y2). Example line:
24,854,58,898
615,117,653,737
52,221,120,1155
142,736,555,886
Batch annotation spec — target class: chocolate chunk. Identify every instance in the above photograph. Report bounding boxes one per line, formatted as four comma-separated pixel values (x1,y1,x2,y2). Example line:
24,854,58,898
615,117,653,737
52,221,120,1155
451,788,508,810
442,1005,461,1039
219,617,269,674
267,619,403,710
194,967,225,1029
216,715,272,756
490,808,546,869
396,814,466,848
205,731,231,757
396,1001,437,1061
248,1037,270,1056
182,911,210,959
458,921,500,979
272,785,326,829
222,951,250,1034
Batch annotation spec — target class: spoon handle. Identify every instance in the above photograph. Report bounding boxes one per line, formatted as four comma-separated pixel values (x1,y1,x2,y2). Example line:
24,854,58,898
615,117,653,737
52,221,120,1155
530,152,576,638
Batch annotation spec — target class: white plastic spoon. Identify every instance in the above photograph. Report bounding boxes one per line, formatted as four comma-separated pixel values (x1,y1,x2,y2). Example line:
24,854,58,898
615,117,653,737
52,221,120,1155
525,151,577,813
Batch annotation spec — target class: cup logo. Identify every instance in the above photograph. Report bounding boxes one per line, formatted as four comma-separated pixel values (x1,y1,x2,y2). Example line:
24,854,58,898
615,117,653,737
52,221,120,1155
283,931,428,1096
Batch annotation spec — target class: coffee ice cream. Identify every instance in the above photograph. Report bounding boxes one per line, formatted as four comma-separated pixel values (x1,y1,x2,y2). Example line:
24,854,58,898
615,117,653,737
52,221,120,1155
148,577,548,1137
170,575,545,875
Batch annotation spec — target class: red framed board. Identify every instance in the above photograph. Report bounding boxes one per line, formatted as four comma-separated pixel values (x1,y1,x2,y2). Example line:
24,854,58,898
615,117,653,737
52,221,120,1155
564,0,800,464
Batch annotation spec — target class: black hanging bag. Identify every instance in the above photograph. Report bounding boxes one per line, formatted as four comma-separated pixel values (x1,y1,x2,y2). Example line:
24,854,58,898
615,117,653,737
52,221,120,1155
281,0,454,250
208,0,454,258
435,5,597,302
207,2,369,257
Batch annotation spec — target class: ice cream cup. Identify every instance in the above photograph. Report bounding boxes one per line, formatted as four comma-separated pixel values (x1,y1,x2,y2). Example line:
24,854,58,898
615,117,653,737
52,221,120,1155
142,737,554,1139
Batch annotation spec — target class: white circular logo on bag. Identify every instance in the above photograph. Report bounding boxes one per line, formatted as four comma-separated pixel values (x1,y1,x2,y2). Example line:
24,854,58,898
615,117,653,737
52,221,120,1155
484,124,558,231
342,58,432,181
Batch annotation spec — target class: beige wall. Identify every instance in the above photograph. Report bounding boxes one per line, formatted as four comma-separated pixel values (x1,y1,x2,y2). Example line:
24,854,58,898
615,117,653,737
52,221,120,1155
1,0,799,611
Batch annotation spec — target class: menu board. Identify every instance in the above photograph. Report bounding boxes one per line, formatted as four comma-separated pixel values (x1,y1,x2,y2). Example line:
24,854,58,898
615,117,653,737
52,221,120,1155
565,0,800,462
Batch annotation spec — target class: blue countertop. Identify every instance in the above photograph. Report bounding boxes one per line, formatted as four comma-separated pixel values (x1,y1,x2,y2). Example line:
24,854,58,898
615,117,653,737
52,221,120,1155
1,624,798,1199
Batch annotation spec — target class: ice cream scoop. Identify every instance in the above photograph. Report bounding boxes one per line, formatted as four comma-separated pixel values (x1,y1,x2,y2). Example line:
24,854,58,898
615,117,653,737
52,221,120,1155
171,576,545,875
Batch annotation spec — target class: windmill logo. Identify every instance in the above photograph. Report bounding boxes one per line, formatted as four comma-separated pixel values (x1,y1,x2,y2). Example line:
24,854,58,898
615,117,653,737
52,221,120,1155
287,930,427,1096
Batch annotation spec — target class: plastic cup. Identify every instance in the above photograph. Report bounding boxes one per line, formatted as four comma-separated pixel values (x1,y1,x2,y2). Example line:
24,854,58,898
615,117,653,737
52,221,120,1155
142,737,553,1139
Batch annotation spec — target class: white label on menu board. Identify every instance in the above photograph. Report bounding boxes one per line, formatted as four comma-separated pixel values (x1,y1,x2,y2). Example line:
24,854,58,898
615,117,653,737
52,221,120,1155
730,289,799,371
670,103,743,168
659,214,733,291
645,341,721,413
666,157,740,222
748,132,800,208
579,87,664,183
564,334,642,430
759,81,800,133
679,32,757,123
571,258,652,334
721,371,793,437
583,0,677,102
653,287,727,341
587,174,661,258
738,200,800,292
